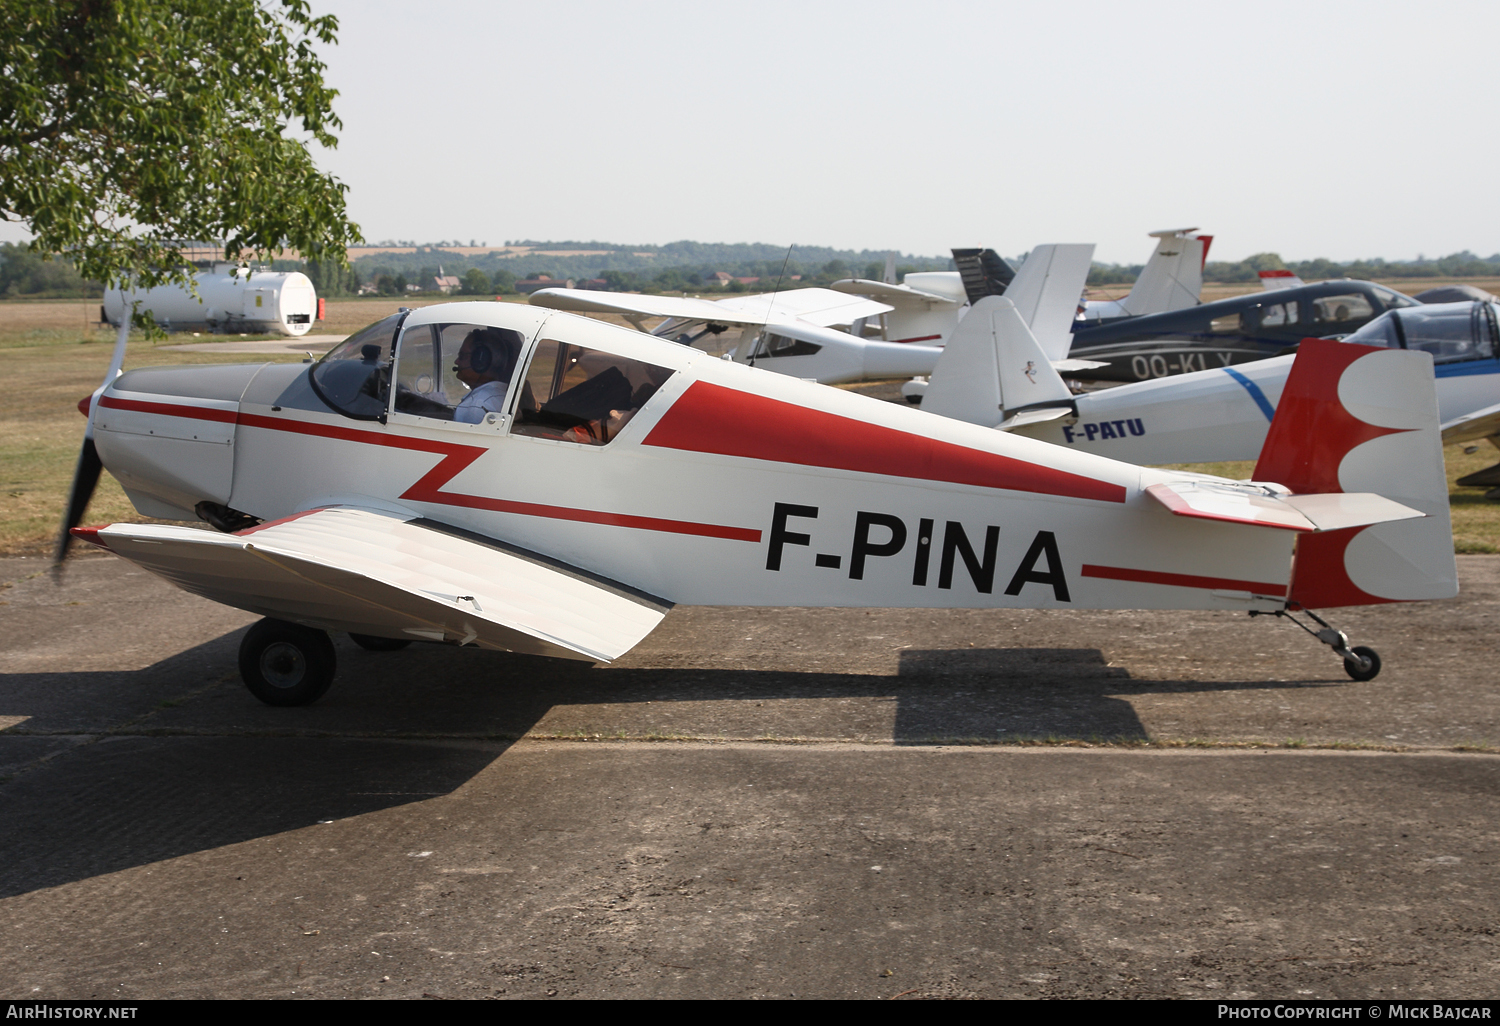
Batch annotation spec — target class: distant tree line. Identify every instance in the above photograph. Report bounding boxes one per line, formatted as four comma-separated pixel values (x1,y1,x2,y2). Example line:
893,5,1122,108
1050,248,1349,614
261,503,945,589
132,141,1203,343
1087,250,1500,286
7,239,1500,301
0,243,99,298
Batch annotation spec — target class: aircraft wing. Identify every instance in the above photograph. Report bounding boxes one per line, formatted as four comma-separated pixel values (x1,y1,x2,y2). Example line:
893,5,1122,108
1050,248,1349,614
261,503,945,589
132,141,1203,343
828,278,963,308
1441,400,1500,446
74,507,671,663
529,287,891,329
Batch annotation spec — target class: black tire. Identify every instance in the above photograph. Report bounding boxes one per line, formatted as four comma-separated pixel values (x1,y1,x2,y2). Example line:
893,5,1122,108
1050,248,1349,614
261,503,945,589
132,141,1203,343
239,618,337,706
349,632,412,652
1343,645,1381,682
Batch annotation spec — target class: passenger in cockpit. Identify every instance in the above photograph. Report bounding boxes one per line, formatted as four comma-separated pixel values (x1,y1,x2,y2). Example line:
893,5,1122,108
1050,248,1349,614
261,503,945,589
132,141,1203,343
452,327,520,423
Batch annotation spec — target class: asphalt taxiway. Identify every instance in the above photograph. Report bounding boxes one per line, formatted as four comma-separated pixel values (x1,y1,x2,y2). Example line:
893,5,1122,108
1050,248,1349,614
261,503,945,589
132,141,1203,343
0,555,1496,999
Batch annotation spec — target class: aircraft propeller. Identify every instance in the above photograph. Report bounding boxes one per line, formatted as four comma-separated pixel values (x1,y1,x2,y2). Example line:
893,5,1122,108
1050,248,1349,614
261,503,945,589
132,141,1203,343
53,315,132,567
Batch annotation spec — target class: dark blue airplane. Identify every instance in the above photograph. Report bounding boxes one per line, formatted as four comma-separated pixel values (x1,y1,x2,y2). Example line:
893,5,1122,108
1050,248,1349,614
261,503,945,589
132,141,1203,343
1067,278,1420,382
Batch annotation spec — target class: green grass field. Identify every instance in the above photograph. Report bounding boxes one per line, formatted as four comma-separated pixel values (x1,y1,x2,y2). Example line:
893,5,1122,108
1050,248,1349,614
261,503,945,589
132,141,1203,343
1,299,1497,557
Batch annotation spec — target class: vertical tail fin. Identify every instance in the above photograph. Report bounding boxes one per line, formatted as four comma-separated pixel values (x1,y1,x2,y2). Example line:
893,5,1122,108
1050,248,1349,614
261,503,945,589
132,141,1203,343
951,248,1016,305
1002,243,1096,362
1118,229,1208,317
921,296,1074,428
1253,339,1457,608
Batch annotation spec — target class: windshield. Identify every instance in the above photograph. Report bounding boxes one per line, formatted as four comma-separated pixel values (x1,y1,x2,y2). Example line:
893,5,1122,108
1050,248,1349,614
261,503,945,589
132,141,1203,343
308,312,406,419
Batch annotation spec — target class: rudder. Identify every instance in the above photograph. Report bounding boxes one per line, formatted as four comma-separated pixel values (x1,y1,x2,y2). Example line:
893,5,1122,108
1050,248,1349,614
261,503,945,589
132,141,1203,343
1253,339,1456,608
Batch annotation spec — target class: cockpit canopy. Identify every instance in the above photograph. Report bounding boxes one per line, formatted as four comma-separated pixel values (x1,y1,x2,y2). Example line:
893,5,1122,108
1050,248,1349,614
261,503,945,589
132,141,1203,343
1344,301,1498,365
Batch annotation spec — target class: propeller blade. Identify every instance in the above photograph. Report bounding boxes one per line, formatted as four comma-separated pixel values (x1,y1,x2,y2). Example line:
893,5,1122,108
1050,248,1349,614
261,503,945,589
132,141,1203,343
53,437,103,565
53,314,132,567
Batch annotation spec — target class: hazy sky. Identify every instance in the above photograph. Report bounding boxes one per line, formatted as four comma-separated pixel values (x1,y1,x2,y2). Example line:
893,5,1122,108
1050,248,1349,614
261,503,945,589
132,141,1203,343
9,0,1498,263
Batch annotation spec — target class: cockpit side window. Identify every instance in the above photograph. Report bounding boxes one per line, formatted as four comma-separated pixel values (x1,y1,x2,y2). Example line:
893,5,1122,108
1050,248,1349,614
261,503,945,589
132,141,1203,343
393,322,525,424
1372,285,1420,311
1312,293,1374,327
308,312,405,420
512,340,676,446
751,331,823,359
1258,301,1300,328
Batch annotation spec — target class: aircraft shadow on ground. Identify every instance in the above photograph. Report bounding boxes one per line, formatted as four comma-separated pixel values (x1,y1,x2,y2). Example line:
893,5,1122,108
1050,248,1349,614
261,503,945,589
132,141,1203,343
0,632,1343,899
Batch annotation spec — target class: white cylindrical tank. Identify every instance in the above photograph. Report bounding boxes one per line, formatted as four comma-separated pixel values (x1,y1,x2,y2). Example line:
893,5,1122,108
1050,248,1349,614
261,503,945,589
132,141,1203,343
104,264,317,336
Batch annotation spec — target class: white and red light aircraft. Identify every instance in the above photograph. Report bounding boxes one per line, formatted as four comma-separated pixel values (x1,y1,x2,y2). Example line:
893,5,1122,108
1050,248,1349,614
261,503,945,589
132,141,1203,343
921,294,1500,480
58,301,1454,706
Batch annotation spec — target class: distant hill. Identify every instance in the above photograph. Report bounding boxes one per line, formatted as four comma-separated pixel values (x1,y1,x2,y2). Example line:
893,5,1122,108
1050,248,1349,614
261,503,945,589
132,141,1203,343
347,239,956,283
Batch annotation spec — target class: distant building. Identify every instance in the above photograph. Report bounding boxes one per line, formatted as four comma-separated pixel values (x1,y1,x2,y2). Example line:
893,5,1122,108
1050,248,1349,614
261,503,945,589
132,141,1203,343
711,271,734,285
578,279,609,291
430,275,461,293
515,274,576,294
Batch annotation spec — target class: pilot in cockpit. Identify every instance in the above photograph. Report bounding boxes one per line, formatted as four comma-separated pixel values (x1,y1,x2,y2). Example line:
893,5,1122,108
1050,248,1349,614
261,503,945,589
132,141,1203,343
452,327,521,423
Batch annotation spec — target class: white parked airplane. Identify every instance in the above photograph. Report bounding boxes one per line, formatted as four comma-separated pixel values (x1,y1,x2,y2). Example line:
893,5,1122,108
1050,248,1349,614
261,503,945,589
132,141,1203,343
59,301,1453,708
526,284,942,386
532,245,1097,386
918,295,1500,479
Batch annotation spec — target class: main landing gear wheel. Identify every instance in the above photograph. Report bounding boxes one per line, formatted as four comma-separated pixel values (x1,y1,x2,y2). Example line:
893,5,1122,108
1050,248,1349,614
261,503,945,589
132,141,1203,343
239,618,337,706
349,633,412,652
1343,646,1381,682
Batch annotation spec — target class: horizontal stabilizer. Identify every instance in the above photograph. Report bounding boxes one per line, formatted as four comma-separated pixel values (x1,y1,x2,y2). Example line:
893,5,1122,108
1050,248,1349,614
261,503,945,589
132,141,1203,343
74,507,670,662
1051,357,1109,373
1146,482,1424,533
998,406,1072,432
1441,400,1500,446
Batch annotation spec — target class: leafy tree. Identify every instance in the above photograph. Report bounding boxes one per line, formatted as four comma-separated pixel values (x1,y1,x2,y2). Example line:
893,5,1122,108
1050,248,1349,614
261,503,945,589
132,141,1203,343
460,268,490,295
0,0,360,292
392,273,408,294
491,268,517,294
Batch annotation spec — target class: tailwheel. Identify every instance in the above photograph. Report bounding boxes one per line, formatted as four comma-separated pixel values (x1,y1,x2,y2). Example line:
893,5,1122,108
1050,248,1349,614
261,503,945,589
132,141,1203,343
349,632,412,652
1343,645,1381,682
239,618,337,706
1250,608,1383,682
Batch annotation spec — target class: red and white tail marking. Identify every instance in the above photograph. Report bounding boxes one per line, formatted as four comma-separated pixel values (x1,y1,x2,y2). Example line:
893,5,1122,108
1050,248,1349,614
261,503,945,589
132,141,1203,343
1253,340,1456,609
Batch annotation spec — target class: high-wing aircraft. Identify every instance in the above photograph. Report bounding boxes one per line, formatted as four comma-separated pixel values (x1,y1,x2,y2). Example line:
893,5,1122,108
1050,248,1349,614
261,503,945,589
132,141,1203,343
918,295,1500,483
525,284,941,386
60,301,1455,707
1068,277,1420,382
531,245,1096,386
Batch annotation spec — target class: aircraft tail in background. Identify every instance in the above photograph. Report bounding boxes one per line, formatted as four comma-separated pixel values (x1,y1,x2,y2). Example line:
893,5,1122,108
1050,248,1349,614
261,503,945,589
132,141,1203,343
919,296,1075,429
1081,228,1210,323
1253,339,1457,609
1001,243,1095,362
951,248,1016,305
1259,269,1305,290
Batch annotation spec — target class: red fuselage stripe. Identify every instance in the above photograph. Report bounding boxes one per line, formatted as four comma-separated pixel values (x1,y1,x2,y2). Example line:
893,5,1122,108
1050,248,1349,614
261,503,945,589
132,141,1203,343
1082,563,1287,597
890,334,943,344
643,381,1127,504
99,397,761,543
